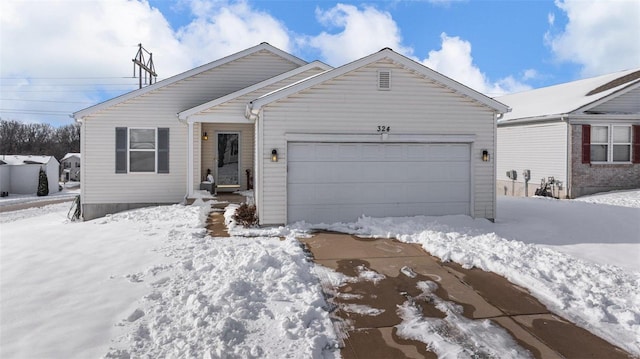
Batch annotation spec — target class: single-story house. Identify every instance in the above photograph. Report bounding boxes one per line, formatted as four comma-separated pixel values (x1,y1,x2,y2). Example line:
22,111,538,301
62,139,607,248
61,153,81,181
496,68,640,198
74,43,509,224
0,155,60,195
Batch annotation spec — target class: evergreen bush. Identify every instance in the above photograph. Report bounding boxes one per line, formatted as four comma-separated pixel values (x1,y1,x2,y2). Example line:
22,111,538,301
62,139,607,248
37,167,49,196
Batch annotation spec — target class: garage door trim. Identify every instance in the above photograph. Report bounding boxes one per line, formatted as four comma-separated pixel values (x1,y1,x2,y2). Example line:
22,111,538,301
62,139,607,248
286,136,475,224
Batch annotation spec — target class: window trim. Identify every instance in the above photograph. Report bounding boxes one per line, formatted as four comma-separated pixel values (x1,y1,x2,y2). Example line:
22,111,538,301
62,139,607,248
589,124,632,164
128,127,158,173
115,127,169,174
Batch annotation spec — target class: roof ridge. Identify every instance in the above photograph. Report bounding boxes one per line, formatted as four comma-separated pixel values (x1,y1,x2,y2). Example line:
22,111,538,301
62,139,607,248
586,69,640,96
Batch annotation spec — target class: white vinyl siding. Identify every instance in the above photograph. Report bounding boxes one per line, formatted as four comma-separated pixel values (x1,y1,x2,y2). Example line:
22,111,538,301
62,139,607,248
258,59,496,224
497,121,568,186
589,87,640,114
191,68,327,123
81,50,301,205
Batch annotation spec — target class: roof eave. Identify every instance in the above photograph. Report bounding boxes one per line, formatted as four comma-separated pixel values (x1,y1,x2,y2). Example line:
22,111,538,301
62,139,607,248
179,60,332,121
250,49,510,114
74,43,307,120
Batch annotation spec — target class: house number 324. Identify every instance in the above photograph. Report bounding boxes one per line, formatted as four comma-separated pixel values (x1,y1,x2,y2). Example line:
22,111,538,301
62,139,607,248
377,126,390,133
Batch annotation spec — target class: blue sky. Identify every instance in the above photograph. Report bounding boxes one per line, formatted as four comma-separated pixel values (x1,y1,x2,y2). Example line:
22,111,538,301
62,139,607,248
1,0,638,126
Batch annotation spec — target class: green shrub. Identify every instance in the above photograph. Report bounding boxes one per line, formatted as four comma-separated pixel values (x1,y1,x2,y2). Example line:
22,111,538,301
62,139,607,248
37,167,49,197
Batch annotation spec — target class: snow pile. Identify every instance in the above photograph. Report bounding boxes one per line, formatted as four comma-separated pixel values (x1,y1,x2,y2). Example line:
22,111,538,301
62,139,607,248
1,202,338,359
574,189,640,208
107,236,338,358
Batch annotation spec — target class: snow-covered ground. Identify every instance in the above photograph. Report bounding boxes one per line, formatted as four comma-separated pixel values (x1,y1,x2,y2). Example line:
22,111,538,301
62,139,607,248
0,182,80,208
1,200,338,359
1,190,639,357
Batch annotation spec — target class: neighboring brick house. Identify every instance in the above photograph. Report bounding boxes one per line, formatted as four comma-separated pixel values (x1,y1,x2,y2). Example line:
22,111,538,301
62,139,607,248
496,68,640,198
61,153,81,181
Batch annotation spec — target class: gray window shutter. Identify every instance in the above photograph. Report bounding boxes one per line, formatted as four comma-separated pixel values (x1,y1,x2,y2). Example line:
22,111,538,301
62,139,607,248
115,127,127,173
157,128,169,173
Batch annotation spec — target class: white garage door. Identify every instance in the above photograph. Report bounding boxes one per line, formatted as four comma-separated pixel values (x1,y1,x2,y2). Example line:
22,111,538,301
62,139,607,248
287,142,471,224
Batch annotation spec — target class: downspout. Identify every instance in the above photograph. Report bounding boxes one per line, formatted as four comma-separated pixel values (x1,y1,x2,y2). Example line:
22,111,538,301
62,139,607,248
562,115,571,198
177,114,194,201
245,102,261,223
73,115,85,219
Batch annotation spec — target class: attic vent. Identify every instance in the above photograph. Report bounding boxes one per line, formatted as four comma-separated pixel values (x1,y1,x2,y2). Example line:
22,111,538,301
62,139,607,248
378,70,391,90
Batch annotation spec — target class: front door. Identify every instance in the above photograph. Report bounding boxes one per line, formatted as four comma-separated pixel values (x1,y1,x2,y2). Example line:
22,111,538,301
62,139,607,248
216,132,240,188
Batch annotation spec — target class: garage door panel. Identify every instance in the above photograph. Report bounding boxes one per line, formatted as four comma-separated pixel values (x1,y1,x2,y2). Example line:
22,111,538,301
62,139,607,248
287,142,471,224
362,144,383,159
406,182,469,202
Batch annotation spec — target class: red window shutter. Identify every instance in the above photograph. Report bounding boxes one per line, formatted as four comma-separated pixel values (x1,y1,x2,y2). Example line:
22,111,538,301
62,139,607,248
633,125,640,164
582,124,591,164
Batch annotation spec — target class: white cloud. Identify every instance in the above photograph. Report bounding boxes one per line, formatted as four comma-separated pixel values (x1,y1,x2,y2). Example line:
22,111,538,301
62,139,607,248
522,69,538,81
304,5,529,95
547,0,640,76
304,4,412,66
0,0,188,125
177,0,292,65
547,12,555,26
0,0,531,125
421,33,531,95
0,0,291,125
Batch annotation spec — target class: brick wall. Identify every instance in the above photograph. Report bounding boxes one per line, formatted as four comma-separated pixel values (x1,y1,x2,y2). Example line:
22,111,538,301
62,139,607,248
570,124,640,197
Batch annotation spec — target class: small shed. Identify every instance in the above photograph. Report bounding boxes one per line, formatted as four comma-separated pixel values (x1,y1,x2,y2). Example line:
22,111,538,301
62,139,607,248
0,155,60,195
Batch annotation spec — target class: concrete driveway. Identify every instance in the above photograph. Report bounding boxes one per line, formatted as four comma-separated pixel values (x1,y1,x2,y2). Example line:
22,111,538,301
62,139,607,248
300,232,633,359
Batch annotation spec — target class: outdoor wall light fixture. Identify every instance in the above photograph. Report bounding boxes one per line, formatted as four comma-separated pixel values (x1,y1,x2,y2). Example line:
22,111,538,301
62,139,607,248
271,149,278,162
482,149,490,162
202,132,208,141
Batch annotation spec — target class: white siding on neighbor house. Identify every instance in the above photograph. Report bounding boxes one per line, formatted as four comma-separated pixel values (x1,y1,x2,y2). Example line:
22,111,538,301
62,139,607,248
258,59,496,225
200,123,254,190
81,50,301,205
497,121,568,193
588,86,640,114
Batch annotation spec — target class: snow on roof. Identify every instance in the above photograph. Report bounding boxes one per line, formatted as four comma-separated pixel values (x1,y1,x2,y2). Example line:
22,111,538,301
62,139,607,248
62,153,81,160
497,68,640,123
0,155,56,165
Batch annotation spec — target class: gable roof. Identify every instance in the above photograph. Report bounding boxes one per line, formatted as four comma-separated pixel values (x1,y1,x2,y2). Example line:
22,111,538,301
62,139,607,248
247,48,510,116
178,61,332,121
0,155,57,166
62,153,81,161
73,43,307,120
497,68,640,124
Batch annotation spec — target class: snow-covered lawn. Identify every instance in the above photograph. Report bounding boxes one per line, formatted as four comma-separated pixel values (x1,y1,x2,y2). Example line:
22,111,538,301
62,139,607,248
1,201,337,358
1,190,639,357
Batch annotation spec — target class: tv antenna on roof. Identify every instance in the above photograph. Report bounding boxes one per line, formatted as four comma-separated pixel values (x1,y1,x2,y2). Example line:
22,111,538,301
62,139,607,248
132,43,157,89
